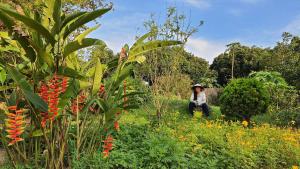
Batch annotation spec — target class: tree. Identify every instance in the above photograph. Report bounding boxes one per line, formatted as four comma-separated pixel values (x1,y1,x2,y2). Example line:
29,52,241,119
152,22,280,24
180,50,211,83
220,78,270,122
264,33,300,89
211,43,269,86
134,6,202,121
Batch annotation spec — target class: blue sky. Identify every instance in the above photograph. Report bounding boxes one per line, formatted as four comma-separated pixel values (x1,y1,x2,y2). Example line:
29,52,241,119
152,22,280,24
89,0,300,63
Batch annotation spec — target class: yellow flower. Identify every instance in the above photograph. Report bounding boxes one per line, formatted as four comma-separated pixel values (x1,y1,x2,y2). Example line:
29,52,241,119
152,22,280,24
242,120,248,127
194,111,202,119
292,165,299,169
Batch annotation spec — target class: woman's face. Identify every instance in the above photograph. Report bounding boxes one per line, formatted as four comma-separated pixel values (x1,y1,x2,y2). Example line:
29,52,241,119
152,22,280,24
195,87,201,93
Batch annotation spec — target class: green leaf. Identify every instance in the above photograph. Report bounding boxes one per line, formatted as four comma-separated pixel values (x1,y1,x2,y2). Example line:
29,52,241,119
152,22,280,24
0,5,56,45
127,55,146,64
0,85,14,91
79,80,91,89
60,11,86,30
75,24,100,44
53,0,61,25
130,32,153,49
32,129,50,137
62,7,111,39
57,66,86,80
15,34,37,62
58,78,80,108
0,11,37,62
63,38,106,58
109,64,133,94
0,10,14,29
0,68,6,83
129,40,182,58
6,66,48,112
92,59,104,95
51,0,62,34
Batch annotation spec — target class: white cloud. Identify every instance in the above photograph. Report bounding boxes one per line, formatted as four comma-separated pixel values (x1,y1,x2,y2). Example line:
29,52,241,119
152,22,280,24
185,37,227,63
282,15,300,34
175,0,211,9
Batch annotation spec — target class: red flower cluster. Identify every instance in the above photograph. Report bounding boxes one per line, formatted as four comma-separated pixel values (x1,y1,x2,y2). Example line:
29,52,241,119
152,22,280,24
102,135,113,158
70,92,86,115
61,77,68,93
5,106,25,146
39,75,68,127
114,121,120,131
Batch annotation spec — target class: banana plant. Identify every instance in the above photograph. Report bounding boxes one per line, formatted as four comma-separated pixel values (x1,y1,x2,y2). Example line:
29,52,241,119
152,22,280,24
0,0,182,167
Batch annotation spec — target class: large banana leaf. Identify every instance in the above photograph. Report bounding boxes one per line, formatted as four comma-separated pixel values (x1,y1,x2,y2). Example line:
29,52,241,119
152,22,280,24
63,38,106,58
130,32,153,50
51,0,62,35
52,0,61,25
0,10,14,29
0,5,56,45
92,59,105,95
29,40,54,67
108,64,133,94
129,40,182,58
62,7,112,39
60,12,86,30
0,11,37,62
6,66,48,112
15,33,37,63
75,24,100,44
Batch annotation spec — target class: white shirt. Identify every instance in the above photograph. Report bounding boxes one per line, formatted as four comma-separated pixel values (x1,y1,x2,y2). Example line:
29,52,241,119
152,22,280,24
190,92,206,106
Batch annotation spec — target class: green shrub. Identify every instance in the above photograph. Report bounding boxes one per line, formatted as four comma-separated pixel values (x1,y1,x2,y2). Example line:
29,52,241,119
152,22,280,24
220,78,270,120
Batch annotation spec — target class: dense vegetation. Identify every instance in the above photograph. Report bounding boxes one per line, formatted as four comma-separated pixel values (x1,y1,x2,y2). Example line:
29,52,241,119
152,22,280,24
0,0,299,169
211,35,300,89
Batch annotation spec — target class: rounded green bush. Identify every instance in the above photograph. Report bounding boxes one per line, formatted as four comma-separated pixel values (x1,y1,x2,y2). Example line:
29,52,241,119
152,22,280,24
220,78,270,120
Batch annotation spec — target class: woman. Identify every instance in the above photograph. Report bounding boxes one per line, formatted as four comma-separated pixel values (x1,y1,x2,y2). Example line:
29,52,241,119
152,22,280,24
189,84,209,117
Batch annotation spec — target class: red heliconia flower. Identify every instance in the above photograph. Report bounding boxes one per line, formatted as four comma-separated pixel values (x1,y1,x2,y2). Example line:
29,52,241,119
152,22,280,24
61,77,68,93
48,75,60,120
7,106,17,111
5,107,25,146
39,74,67,127
114,121,120,131
102,135,114,158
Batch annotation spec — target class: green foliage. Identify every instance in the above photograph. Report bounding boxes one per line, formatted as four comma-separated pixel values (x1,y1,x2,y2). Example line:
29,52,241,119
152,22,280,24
211,33,300,89
220,78,270,120
249,71,288,87
249,71,300,127
211,43,266,86
180,50,212,83
70,103,300,169
0,1,182,168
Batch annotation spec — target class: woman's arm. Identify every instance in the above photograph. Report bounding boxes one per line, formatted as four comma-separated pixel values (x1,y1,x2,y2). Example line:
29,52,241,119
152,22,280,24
190,93,195,102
